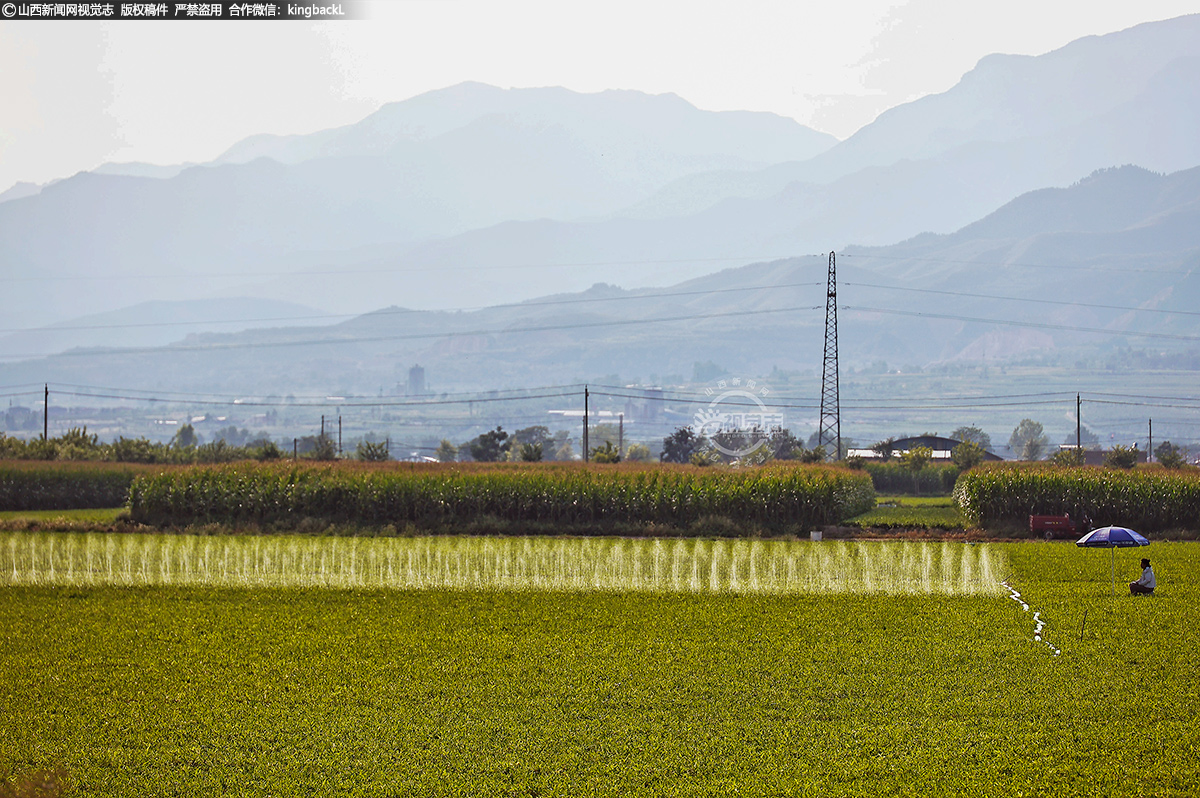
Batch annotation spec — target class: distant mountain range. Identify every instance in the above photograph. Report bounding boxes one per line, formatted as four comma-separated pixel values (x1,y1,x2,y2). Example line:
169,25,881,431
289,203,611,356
1,13,1198,388
0,83,834,330
3,164,1197,398
0,298,328,363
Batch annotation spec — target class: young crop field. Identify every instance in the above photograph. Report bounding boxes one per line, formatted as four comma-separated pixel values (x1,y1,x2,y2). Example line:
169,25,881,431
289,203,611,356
844,495,966,530
1,538,1197,796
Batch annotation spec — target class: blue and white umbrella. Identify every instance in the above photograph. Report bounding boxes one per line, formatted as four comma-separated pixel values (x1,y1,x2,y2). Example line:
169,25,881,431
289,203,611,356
1077,526,1150,594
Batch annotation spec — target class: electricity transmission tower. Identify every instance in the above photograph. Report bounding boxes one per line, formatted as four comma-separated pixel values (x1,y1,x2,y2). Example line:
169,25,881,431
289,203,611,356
818,251,841,459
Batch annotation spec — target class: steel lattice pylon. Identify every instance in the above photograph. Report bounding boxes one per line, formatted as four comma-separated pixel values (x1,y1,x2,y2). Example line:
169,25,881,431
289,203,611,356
818,251,841,459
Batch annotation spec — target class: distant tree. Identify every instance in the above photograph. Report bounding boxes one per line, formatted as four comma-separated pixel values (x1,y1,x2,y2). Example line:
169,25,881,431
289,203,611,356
171,424,199,449
1155,441,1187,469
871,438,896,461
356,440,390,462
213,426,252,448
549,431,574,461
705,428,768,464
588,424,621,449
111,436,161,463
1062,426,1101,450
901,445,933,494
1050,448,1085,466
660,427,700,464
624,443,652,462
799,445,826,464
512,426,552,450
254,440,283,461
436,439,458,463
692,360,727,383
764,427,804,461
519,443,543,462
468,426,509,462
1009,419,1048,461
950,426,992,452
308,434,337,461
806,431,855,458
951,441,986,469
590,441,621,464
1103,445,1139,469
53,427,102,460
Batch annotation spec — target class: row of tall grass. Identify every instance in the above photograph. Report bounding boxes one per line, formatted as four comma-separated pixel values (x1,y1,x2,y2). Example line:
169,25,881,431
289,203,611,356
128,462,876,534
953,464,1200,533
0,462,160,511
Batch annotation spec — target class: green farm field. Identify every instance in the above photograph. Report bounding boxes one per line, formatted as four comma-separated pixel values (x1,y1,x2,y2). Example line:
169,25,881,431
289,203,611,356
844,495,966,531
1,538,1198,797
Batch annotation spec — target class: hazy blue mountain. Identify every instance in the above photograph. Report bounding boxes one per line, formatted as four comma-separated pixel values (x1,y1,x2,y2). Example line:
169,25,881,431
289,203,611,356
838,164,1200,362
235,14,1200,314
0,298,328,363
0,181,44,204
91,162,194,179
4,165,1197,399
215,82,836,170
0,84,835,331
624,14,1200,221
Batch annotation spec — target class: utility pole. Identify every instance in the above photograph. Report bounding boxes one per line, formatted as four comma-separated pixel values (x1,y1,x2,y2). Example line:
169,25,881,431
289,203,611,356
1148,419,1153,463
321,414,325,439
1076,394,1082,454
338,415,342,456
293,438,298,460
818,252,841,459
618,412,624,460
43,384,48,442
583,386,590,463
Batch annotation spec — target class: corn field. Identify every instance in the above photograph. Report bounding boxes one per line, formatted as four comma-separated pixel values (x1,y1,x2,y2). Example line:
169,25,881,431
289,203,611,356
0,462,155,511
128,462,876,534
953,464,1200,533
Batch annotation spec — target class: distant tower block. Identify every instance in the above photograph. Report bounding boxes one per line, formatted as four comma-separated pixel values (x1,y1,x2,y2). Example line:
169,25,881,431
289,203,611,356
818,252,841,459
407,365,426,396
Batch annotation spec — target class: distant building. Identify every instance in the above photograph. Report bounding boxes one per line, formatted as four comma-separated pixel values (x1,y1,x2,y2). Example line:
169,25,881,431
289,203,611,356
407,365,426,396
4,405,38,432
623,387,664,425
847,435,1004,461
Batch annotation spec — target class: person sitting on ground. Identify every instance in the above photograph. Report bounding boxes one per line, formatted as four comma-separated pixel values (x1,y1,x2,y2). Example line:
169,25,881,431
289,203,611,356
1129,558,1155,595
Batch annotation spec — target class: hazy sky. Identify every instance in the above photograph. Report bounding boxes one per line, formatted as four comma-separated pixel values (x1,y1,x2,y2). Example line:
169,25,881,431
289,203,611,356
2,0,1199,193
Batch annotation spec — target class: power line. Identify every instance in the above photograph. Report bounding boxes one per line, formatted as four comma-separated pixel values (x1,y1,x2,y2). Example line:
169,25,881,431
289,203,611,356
841,251,1196,277
843,306,1200,343
0,281,826,336
20,304,824,359
843,282,1200,318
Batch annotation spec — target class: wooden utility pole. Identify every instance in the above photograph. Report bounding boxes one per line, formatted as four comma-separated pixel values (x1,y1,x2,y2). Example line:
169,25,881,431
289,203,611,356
618,412,624,459
1148,419,1153,463
43,384,48,441
583,386,590,463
